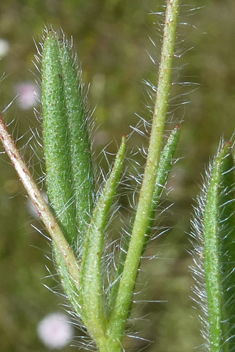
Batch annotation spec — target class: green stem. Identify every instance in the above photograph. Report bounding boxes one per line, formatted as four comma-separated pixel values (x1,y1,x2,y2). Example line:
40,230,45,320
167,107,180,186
107,124,180,316
107,0,180,343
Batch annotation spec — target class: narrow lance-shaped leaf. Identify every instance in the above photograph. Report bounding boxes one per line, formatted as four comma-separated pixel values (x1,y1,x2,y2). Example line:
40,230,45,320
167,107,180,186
42,29,95,320
146,124,180,240
42,28,95,248
107,124,180,315
58,32,95,241
192,142,235,352
218,146,235,351
42,30,77,244
79,136,126,348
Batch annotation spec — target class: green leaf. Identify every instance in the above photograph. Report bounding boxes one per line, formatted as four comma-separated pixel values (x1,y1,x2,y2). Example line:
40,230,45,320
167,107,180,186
41,28,95,323
58,32,95,242
192,142,235,352
146,123,180,239
42,30,77,244
42,28,94,247
79,136,126,346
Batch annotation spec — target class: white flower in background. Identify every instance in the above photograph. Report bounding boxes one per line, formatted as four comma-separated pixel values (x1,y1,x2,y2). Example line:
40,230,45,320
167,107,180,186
15,82,40,110
0,39,9,57
37,312,74,349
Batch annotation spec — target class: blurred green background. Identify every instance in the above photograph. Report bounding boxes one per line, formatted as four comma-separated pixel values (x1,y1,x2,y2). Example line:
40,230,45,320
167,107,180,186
0,0,235,351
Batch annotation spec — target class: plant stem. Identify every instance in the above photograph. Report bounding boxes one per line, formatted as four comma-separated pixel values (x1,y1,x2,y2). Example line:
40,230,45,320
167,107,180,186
0,113,80,285
108,0,180,343
107,124,180,316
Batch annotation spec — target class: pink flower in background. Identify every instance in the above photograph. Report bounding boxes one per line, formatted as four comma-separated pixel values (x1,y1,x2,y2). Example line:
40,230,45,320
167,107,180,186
37,312,74,349
15,82,40,110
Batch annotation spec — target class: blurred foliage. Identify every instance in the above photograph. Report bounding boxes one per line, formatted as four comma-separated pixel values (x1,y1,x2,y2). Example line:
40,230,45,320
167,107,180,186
0,0,235,351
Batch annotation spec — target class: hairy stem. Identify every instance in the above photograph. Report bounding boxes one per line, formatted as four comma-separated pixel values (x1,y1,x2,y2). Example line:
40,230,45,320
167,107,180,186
108,0,180,342
0,113,80,285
